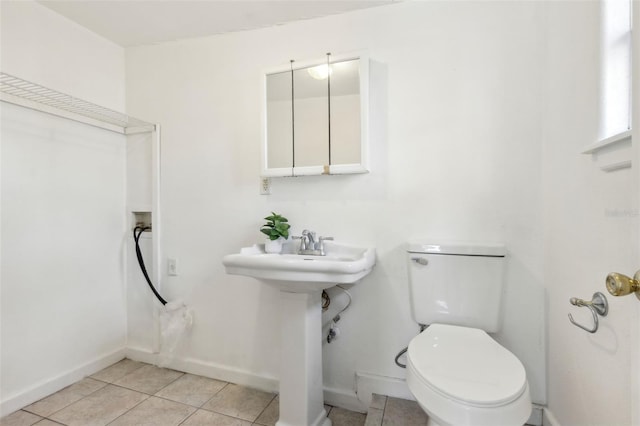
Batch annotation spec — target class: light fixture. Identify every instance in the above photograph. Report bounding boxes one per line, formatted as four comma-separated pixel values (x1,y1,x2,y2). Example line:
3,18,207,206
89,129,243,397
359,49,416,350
307,64,331,80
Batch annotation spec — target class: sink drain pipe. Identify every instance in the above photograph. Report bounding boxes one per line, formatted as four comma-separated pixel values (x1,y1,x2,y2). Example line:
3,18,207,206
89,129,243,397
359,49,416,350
323,285,352,343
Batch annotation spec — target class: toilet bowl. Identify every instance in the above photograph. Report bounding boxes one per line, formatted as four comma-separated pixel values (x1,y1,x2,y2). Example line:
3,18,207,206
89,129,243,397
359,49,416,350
406,324,531,426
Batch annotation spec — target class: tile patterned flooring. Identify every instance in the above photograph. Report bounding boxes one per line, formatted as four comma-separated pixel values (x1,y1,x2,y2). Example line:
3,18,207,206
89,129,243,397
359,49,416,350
364,395,428,426
0,359,376,426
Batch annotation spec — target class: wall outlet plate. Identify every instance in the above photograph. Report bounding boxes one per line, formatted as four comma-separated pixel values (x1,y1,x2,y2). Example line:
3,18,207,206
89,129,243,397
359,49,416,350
260,177,271,195
168,258,178,276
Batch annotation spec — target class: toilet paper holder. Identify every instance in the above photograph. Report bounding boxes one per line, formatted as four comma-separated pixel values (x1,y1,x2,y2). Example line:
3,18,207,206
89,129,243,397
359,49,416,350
568,292,608,333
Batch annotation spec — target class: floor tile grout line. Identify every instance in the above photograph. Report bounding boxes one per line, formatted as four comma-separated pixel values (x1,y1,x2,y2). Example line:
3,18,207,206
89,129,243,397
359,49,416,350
152,374,230,402
107,363,185,394
106,372,185,396
381,395,388,420
176,407,199,426
252,393,278,426
196,381,230,410
21,378,110,419
105,381,157,396
102,392,151,426
41,419,65,426
147,390,225,410
89,359,147,384
177,409,252,426
195,384,277,424
151,369,186,395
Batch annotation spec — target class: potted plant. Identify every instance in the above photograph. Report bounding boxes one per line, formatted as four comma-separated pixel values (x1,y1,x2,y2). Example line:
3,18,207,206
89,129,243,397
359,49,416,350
260,212,290,253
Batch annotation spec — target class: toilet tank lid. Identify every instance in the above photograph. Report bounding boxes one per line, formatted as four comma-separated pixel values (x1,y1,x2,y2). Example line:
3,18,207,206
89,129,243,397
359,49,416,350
407,241,506,257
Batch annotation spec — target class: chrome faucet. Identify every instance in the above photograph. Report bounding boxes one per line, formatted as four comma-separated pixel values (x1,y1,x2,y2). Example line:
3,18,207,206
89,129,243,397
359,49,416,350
296,230,333,256
302,229,316,250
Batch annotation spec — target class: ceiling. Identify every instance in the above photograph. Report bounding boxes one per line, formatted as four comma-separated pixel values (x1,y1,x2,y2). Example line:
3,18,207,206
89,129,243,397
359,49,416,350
37,0,396,47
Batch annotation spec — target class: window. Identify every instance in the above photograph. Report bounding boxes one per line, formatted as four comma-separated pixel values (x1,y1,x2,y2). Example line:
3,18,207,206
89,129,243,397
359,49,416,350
600,0,632,140
584,0,632,171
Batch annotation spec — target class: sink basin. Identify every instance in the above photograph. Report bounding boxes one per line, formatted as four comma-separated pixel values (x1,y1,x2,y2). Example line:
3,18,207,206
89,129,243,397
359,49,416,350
223,241,376,292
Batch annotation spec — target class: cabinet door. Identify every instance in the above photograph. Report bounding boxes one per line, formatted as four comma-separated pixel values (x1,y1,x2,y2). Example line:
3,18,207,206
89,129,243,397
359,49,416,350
265,70,293,175
329,58,364,173
293,63,329,175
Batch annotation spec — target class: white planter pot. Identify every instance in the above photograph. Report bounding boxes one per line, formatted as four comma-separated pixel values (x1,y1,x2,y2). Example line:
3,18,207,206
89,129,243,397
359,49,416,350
265,237,285,254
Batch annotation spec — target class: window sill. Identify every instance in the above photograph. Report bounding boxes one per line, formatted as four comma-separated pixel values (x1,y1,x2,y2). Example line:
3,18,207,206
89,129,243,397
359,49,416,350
582,130,632,172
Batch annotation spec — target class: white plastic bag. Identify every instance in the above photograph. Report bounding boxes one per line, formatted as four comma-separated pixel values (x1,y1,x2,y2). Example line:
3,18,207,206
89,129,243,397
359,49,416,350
158,301,193,367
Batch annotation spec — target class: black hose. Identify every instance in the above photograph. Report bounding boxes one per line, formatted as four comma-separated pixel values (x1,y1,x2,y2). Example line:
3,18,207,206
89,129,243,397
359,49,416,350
395,324,429,369
394,347,408,368
133,226,167,306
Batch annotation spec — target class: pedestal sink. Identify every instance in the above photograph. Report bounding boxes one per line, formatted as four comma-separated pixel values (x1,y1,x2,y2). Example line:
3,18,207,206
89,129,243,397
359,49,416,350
223,241,376,426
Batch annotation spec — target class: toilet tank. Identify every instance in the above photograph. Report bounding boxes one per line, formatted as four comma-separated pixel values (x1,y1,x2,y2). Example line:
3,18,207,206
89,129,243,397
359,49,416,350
407,241,506,332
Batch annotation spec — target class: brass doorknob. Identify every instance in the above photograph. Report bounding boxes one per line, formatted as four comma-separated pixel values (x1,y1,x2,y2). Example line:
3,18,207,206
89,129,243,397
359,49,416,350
606,270,640,300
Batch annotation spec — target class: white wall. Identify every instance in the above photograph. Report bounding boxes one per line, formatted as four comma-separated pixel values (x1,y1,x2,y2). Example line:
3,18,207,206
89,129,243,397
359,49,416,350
0,0,127,415
0,0,125,111
542,2,639,425
125,1,546,409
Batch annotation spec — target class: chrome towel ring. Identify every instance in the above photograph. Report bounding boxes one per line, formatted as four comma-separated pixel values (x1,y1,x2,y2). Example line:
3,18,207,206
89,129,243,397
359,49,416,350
568,292,608,333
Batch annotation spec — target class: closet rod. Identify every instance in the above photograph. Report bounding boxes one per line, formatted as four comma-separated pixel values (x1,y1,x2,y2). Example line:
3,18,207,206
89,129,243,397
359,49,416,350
0,72,155,135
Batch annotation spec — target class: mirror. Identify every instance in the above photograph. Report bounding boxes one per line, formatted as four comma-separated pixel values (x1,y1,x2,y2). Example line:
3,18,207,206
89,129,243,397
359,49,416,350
293,63,329,169
266,71,293,171
262,53,369,177
329,59,361,169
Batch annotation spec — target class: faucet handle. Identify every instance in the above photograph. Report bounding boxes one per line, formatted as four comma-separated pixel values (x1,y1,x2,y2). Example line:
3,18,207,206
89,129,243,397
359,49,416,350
317,236,334,255
291,235,306,251
302,230,317,244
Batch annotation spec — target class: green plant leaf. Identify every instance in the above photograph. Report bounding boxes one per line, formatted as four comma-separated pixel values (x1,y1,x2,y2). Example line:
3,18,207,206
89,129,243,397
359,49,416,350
260,212,289,240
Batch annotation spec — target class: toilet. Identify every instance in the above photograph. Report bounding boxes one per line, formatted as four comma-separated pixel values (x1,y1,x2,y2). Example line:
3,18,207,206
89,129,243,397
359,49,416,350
405,241,531,426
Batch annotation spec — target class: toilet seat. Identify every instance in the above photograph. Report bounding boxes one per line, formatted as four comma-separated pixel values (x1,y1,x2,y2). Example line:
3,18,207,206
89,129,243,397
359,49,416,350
406,324,531,426
408,324,527,406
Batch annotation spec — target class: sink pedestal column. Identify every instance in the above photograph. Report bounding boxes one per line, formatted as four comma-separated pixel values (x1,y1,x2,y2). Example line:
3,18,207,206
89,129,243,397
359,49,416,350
276,290,331,426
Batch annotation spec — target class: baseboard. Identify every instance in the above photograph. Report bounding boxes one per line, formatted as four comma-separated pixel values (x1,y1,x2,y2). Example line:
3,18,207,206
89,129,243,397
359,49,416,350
323,386,366,413
125,347,279,393
123,346,158,365
0,348,126,417
355,371,414,408
543,407,561,426
527,404,543,426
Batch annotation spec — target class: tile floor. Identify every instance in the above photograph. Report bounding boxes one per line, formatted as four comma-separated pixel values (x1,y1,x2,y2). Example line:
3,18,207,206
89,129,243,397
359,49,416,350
364,394,535,426
0,359,368,426
364,395,428,426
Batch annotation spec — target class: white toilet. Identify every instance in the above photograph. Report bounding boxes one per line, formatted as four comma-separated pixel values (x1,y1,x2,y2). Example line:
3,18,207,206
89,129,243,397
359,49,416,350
405,241,531,426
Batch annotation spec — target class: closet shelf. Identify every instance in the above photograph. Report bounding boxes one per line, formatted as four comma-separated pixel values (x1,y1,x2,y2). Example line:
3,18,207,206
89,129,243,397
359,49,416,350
0,72,154,134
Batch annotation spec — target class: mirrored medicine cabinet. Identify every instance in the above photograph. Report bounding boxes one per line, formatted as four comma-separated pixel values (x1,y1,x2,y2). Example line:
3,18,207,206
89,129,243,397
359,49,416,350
261,52,369,177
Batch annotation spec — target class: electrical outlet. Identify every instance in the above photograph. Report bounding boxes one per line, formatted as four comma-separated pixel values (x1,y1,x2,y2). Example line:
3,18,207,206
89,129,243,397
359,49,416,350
260,177,271,195
168,258,178,276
